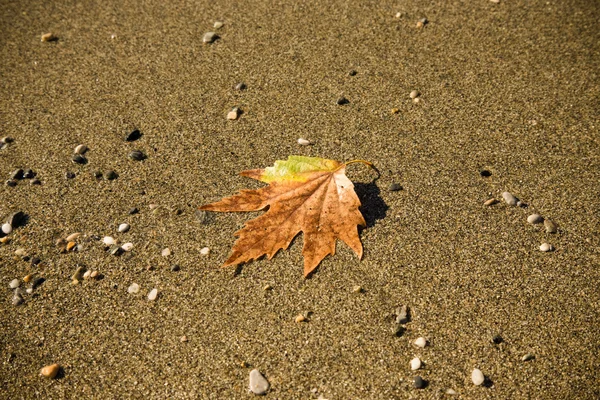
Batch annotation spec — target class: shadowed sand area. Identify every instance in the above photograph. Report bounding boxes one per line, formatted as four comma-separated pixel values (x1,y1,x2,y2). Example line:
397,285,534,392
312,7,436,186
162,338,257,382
1,0,599,398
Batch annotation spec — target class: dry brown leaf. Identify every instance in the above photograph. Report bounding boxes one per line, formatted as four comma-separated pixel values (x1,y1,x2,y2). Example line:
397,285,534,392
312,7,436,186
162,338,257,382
200,156,372,276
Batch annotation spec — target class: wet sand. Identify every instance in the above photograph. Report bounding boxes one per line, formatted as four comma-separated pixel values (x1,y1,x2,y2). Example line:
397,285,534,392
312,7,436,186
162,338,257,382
1,0,599,398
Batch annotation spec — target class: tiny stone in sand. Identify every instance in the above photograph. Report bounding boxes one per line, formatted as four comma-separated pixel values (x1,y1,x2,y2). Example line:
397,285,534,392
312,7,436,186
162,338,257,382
1,223,12,234
539,243,554,252
336,96,349,105
213,21,224,29
72,154,87,164
121,242,133,251
527,214,543,224
40,363,60,379
235,82,246,90
161,248,172,257
352,285,363,293
410,357,422,370
118,223,130,233
295,314,306,323
249,369,270,395
65,232,81,242
471,368,485,385
12,292,24,306
297,138,311,146
544,219,558,233
41,33,57,42
9,279,20,289
388,183,402,192
502,191,518,206
413,376,426,389
148,288,158,301
203,32,218,44
227,107,241,120
128,150,146,161
414,337,427,348
521,353,535,361
200,247,210,255
125,129,142,142
396,305,409,324
128,283,140,294
74,144,88,154
103,236,116,246
484,198,498,206
409,90,419,99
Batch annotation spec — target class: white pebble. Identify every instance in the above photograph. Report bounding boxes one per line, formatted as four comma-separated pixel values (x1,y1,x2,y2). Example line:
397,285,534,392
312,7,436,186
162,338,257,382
65,232,81,242
297,138,311,146
446,388,457,395
502,191,518,206
527,214,543,224
73,144,88,154
1,223,12,234
410,357,422,370
121,242,134,251
9,279,20,289
127,283,140,294
148,288,158,301
203,32,218,44
249,369,270,395
200,247,210,255
103,236,116,246
213,21,224,29
83,270,92,280
227,108,240,120
161,248,172,257
539,243,554,252
471,368,485,386
414,337,427,348
118,223,130,233
409,90,419,99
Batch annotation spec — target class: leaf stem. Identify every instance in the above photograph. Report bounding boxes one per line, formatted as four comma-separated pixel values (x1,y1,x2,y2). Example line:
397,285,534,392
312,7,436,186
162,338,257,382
344,159,374,169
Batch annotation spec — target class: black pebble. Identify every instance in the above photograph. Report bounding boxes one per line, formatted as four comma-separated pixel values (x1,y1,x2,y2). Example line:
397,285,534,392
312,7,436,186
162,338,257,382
32,277,45,289
93,171,103,179
235,82,247,90
413,376,427,389
105,170,118,180
65,171,76,179
6,179,17,187
30,179,41,185
480,170,492,177
349,70,357,76
72,154,87,164
31,257,41,266
128,150,146,161
128,207,139,215
125,129,142,142
10,169,24,180
336,97,349,105
23,169,35,179
393,324,405,337
171,265,181,272
389,183,403,192
492,335,503,344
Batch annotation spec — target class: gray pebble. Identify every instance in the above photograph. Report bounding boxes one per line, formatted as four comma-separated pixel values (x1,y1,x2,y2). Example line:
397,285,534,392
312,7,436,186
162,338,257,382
10,169,24,180
527,214,544,224
128,283,140,294
65,171,76,179
389,183,403,192
5,180,17,187
395,305,410,324
128,207,139,215
125,129,142,142
74,144,88,155
249,369,269,395
12,292,24,306
413,376,426,389
544,219,558,233
235,82,247,90
9,279,20,289
203,32,218,44
195,210,211,225
118,223,130,233
502,191,518,206
109,245,123,256
128,150,146,161
105,170,118,180
72,154,87,164
336,96,349,105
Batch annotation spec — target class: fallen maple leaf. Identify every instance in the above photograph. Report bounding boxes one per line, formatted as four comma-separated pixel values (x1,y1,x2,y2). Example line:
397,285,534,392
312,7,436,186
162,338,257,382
200,156,374,277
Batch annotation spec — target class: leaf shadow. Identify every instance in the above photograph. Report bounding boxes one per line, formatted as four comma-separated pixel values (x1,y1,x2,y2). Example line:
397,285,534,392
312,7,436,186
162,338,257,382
354,181,388,228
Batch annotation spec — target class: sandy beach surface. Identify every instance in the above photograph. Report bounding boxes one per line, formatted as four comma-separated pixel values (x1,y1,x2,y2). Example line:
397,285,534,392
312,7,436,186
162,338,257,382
1,0,599,398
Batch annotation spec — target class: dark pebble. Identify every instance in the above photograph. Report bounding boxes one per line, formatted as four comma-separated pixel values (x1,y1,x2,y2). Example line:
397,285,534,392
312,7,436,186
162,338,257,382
393,324,405,337
72,154,87,164
389,183,403,192
349,70,357,76
65,171,76,179
6,179,17,187
10,169,24,180
93,171,103,179
336,97,349,105
32,277,45,289
171,264,181,272
7,211,25,227
125,129,142,142
22,255,30,262
235,82,247,90
492,335,503,344
413,376,427,389
90,235,101,241
30,179,41,185
128,207,139,215
23,169,35,179
128,150,146,161
480,170,492,177
105,170,118,180
31,256,41,266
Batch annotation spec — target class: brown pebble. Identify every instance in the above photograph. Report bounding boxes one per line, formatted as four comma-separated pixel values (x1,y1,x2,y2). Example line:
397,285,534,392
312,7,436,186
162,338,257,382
263,284,273,291
23,274,33,283
544,219,558,234
66,241,76,252
227,108,241,120
352,285,363,293
416,21,424,28
0,236,10,244
295,314,306,323
90,270,99,279
40,363,60,379
180,336,188,342
71,279,80,285
484,198,499,206
391,108,399,114
41,32,57,42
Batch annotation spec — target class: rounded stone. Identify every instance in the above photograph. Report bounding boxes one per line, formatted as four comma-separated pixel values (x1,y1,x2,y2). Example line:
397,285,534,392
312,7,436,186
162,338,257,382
297,138,311,146
12,293,24,306
544,219,558,233
9,279,20,289
40,364,60,379
125,129,142,142
480,170,492,177
2,223,12,234
74,144,88,154
249,369,270,395
414,337,427,348
410,357,422,371
121,242,134,251
148,288,158,301
471,368,485,386
413,376,426,389
118,223,130,233
388,183,403,191
527,214,544,224
103,236,116,246
127,283,140,294
213,21,224,29
336,96,349,105
200,247,210,255
128,150,146,161
409,90,419,99
521,353,535,361
227,108,240,120
502,191,518,206
235,82,247,90
203,32,218,43
72,154,87,164
539,243,554,252
161,248,172,257
484,198,498,206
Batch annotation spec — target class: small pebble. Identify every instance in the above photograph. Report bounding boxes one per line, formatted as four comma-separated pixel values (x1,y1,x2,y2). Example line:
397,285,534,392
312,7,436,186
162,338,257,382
336,96,349,105
90,271,99,279
65,232,81,242
72,154,87,164
65,171,76,179
41,32,57,42
10,169,24,180
12,292,24,306
235,82,247,90
297,138,311,146
31,257,41,266
502,191,518,206
121,242,134,251
521,353,535,362
446,388,457,395
180,335,188,342
105,170,118,180
125,129,142,142
128,207,139,215
0,236,10,244
410,357,422,371
71,266,85,281
412,97,421,104
391,108,399,114
352,285,363,293
66,241,76,252
544,219,558,233
9,279,20,289
109,245,122,256
161,248,172,257
484,198,499,206
396,305,409,324
249,369,270,395
227,107,241,120
349,69,358,76
203,32,218,44
171,264,181,272
31,178,41,185
128,150,146,161
40,363,60,379
15,248,27,257
263,284,272,291
213,21,224,29
413,376,426,389
23,274,33,283
118,223,130,233
409,90,419,99
6,179,17,187
471,368,485,386
414,337,427,348
490,0,500,3
492,334,503,344
127,283,140,294
32,277,45,289
103,236,116,246
295,314,306,323
148,288,158,301
480,169,492,177
388,183,402,192
83,270,92,280
22,169,35,179
2,223,12,234
539,243,554,252
527,214,544,224
74,144,88,154
200,247,210,255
